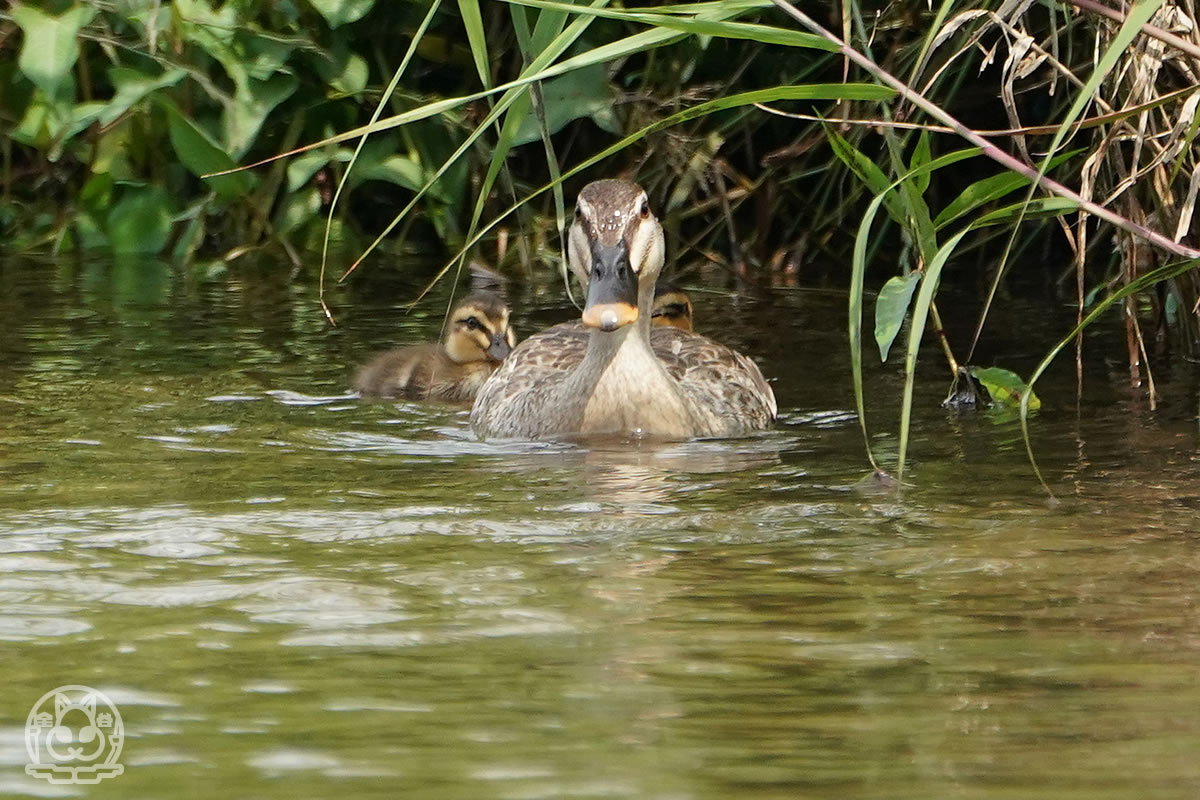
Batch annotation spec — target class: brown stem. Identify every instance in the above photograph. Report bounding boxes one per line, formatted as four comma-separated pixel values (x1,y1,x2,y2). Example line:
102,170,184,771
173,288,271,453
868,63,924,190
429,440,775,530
926,300,959,377
1065,0,1200,61
769,0,1200,261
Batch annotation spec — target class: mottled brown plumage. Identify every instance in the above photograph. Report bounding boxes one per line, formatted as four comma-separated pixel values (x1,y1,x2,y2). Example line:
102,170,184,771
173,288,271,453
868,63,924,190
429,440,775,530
471,180,775,439
355,293,516,403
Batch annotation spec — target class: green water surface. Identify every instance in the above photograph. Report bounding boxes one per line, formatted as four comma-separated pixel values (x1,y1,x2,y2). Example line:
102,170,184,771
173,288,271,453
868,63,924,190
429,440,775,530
2,258,1199,799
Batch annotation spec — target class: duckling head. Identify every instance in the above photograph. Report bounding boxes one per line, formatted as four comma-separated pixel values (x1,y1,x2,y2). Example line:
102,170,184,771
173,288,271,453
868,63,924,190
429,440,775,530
651,282,694,332
443,293,516,364
568,180,665,332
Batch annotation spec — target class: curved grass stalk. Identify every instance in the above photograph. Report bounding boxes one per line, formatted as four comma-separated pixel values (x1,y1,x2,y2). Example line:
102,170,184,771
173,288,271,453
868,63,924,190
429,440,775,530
413,83,894,308
315,0,441,324
1019,255,1200,494
897,229,969,482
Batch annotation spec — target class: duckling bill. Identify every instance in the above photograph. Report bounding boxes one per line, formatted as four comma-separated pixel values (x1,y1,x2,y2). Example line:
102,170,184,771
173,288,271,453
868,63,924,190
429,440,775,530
355,293,516,403
471,180,775,439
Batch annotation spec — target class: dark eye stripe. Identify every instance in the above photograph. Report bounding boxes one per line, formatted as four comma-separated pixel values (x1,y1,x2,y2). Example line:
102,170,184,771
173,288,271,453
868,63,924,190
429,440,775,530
457,318,494,336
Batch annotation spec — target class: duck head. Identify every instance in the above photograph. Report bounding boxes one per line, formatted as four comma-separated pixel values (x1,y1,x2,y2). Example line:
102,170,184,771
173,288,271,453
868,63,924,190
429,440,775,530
443,292,517,364
568,180,665,332
651,282,694,332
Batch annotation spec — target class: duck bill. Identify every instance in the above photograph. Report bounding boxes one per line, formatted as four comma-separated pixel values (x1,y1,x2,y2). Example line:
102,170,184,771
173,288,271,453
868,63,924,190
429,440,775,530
486,334,511,362
581,241,639,332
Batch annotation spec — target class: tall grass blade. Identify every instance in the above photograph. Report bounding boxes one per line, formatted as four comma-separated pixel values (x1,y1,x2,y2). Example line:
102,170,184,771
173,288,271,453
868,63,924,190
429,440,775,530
428,82,896,309
502,0,836,50
1018,256,1200,494
458,0,492,89
317,0,441,322
897,228,969,482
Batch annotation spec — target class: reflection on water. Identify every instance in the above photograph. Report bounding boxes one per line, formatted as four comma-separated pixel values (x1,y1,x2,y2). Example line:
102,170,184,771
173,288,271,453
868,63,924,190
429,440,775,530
1,258,1200,798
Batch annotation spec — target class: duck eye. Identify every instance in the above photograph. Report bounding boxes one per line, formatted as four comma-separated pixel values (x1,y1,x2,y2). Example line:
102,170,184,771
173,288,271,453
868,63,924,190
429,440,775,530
639,199,650,218
574,205,583,220
465,316,480,330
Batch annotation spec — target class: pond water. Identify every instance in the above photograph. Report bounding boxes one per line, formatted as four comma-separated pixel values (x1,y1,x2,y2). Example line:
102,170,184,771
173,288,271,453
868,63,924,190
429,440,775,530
2,257,1199,798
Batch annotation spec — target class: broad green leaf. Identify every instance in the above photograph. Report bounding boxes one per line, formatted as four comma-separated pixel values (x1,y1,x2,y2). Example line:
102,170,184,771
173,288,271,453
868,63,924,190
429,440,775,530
73,211,108,250
309,0,375,28
241,32,295,82
160,99,256,200
101,67,188,128
107,187,172,254
874,272,921,362
10,81,79,154
11,4,97,97
512,62,618,145
275,187,322,234
92,118,138,181
225,73,299,158
173,0,239,71
970,367,1041,410
356,155,424,192
312,43,368,96
287,150,335,193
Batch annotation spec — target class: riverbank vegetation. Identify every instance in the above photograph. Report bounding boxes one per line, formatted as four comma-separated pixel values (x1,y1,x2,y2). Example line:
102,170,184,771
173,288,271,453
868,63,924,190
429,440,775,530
3,0,1198,478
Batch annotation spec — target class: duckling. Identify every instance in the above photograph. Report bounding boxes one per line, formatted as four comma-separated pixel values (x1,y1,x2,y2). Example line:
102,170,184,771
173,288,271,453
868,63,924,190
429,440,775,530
471,180,775,439
651,282,694,332
355,292,516,403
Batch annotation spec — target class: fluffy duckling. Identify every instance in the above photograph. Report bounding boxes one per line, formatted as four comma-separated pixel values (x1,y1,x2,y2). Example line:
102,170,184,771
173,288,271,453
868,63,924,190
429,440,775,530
650,283,694,332
355,293,516,403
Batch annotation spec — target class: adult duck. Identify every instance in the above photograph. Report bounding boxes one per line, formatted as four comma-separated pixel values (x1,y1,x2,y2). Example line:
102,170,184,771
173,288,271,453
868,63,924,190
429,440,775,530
471,179,775,439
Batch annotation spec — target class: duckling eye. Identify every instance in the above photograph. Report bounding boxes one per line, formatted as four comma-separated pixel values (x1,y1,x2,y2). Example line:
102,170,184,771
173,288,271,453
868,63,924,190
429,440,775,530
465,316,481,330
639,199,650,218
574,205,583,220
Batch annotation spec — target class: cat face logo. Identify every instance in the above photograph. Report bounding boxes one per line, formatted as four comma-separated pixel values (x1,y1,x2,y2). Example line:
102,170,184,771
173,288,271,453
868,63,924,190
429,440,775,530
25,685,124,785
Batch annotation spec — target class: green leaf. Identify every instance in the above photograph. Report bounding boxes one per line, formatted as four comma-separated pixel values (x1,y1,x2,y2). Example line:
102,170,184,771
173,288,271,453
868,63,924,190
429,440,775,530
909,131,931,195
972,197,1079,227
512,62,618,145
101,67,188,128
11,4,97,97
505,0,837,50
312,43,368,96
933,150,1082,229
458,0,491,88
160,99,256,200
287,150,335,193
356,155,424,191
10,80,80,154
897,228,970,481
874,272,921,362
225,73,299,158
107,186,172,254
275,187,322,235
970,367,1041,410
309,0,375,28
